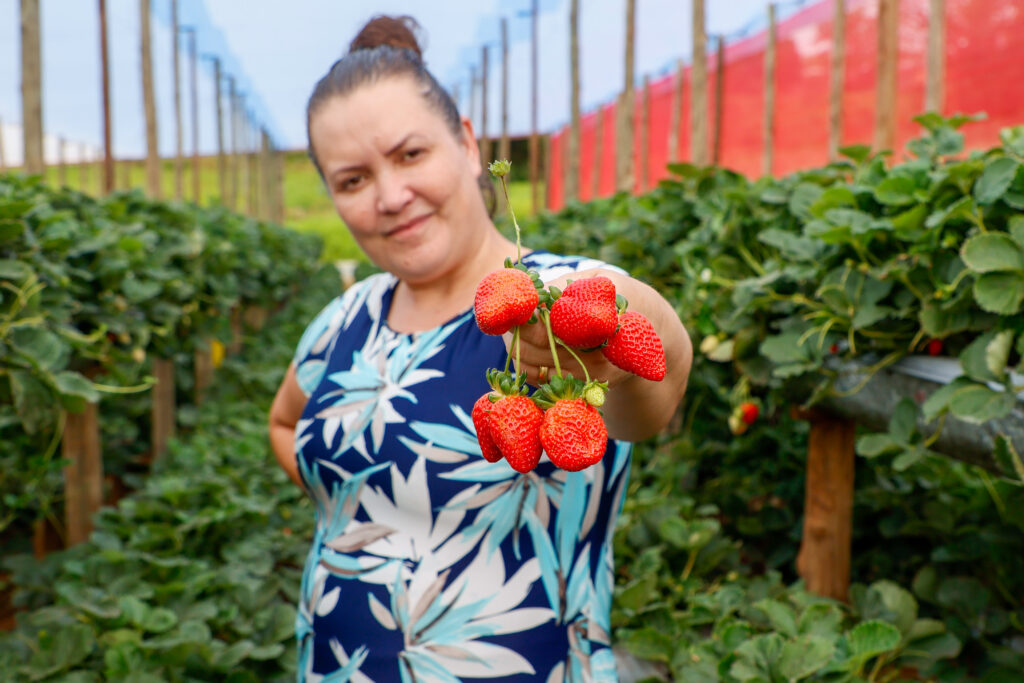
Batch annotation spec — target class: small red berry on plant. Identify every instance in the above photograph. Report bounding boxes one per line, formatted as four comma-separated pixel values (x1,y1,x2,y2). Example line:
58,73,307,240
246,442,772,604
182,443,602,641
739,401,759,425
601,311,666,381
927,339,943,356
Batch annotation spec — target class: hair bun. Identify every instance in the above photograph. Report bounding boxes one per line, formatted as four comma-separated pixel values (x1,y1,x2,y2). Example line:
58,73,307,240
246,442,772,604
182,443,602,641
348,15,424,60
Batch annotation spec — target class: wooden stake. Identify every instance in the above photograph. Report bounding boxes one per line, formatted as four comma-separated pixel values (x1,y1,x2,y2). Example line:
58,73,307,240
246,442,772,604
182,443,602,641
194,342,213,407
713,35,725,166
210,57,227,204
20,0,44,175
481,46,491,165
874,0,899,154
592,106,604,199
925,0,945,113
0,117,6,171
62,403,103,546
119,154,130,189
172,0,183,199
690,0,708,166
616,0,636,192
140,0,161,198
829,0,846,161
98,0,114,194
566,0,580,202
227,77,238,210
78,143,89,190
795,410,856,602
58,136,67,186
151,358,175,461
499,17,510,163
668,58,684,162
542,134,551,210
641,74,651,191
186,28,200,204
763,5,777,177
530,0,540,215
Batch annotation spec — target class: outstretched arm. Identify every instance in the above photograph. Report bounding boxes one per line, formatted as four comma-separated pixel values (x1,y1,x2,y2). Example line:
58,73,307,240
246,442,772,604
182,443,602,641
269,363,308,489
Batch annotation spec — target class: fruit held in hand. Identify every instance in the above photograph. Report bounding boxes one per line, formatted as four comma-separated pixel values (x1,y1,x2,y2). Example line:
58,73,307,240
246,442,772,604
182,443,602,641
549,277,619,349
601,311,666,381
540,398,608,472
472,393,502,462
475,268,539,335
489,395,544,473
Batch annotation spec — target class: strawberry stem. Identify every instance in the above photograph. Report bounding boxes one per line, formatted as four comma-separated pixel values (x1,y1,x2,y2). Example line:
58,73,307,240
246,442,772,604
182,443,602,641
505,327,518,374
540,309,562,378
514,326,522,381
556,339,591,383
497,173,521,265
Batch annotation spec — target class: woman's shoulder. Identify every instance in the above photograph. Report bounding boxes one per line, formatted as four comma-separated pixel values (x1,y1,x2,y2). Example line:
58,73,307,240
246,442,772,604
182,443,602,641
521,250,629,280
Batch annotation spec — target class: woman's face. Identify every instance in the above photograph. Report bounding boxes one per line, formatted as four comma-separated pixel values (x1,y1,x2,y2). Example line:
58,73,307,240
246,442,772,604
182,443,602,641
309,76,485,285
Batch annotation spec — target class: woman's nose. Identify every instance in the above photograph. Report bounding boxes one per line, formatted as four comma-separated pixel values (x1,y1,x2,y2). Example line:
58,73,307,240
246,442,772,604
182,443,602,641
375,170,413,214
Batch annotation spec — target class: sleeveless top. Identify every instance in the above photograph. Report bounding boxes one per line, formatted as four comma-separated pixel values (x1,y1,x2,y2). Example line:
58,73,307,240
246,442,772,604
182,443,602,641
291,251,632,682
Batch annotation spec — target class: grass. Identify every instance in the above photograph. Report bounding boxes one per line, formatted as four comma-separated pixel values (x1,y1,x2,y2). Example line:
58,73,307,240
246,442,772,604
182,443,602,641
16,151,545,264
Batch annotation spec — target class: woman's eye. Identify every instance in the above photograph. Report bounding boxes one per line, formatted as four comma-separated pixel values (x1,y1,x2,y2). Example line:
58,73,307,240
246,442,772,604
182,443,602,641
339,176,363,191
403,148,423,161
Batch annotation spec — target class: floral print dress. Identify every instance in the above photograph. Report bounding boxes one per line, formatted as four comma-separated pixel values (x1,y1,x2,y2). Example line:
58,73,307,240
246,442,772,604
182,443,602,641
291,252,632,683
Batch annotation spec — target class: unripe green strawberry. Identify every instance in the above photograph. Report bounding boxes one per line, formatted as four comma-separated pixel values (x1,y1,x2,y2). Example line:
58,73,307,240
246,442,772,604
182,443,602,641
601,311,666,381
489,395,544,473
540,398,607,472
583,383,606,407
472,393,502,462
474,268,539,336
550,277,618,348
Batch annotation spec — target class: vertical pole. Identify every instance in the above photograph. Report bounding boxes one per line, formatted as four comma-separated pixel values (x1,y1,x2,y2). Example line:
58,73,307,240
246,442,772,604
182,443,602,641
58,137,67,186
542,134,551,209
228,78,238,210
499,17,510,163
261,129,272,220
616,0,636,192
764,5,777,177
246,111,257,217
713,35,725,166
795,410,856,602
187,29,200,203
0,117,6,171
78,143,89,190
925,0,945,113
641,74,651,191
592,106,604,199
98,0,114,194
668,58,684,162
141,0,161,198
21,0,45,176
172,0,183,199
829,0,846,161
566,0,580,203
691,0,708,166
212,58,226,204
480,46,491,164
529,0,540,215
874,0,899,153
151,359,175,461
62,403,104,546
276,146,285,224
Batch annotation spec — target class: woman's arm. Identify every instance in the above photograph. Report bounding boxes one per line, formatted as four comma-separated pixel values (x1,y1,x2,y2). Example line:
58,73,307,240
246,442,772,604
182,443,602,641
512,268,692,442
269,363,309,489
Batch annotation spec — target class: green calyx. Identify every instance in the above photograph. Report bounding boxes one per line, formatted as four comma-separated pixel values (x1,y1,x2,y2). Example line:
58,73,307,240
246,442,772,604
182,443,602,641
532,373,586,409
487,368,530,398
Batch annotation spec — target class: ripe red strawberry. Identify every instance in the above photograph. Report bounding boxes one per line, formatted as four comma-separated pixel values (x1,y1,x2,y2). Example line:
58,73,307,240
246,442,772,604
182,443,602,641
550,277,618,348
739,401,759,425
927,339,943,356
474,268,539,336
540,398,607,472
601,311,666,381
472,393,502,462
488,395,544,473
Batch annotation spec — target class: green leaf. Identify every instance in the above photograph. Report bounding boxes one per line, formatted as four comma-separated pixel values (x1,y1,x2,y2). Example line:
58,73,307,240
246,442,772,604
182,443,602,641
757,228,821,262
893,447,928,471
974,157,1019,204
706,338,735,362
754,599,798,637
21,623,96,680
857,434,902,458
1009,215,1024,247
839,144,872,164
925,196,974,229
0,218,26,243
623,627,674,663
937,577,990,616
899,632,962,668
973,271,1024,314
731,633,783,682
993,435,1024,483
847,620,902,661
779,635,835,681
789,183,824,221
0,258,34,281
9,326,68,371
960,233,1024,273
985,330,1014,379
889,398,918,444
798,603,844,638
919,303,972,337
53,371,100,410
9,369,54,434
961,331,1000,383
874,176,917,206
949,384,1016,424
122,277,163,303
870,580,919,635
921,377,975,423
760,330,812,365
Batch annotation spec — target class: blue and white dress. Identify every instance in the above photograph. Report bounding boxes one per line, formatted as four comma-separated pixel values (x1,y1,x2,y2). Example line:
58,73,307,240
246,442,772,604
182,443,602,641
291,252,633,682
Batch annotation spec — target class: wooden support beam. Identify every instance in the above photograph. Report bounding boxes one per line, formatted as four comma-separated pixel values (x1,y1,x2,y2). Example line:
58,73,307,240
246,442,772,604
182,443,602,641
21,0,44,175
592,106,604,199
874,0,899,154
529,0,540,215
141,0,161,198
186,28,200,204
480,45,491,165
62,403,103,546
98,0,114,194
499,17,510,163
690,0,707,166
616,0,636,192
668,59,684,163
925,0,945,113
795,409,856,602
829,0,846,161
763,4,777,177
713,35,725,166
566,0,580,203
151,358,176,461
172,0,183,199
641,74,651,191
58,137,67,186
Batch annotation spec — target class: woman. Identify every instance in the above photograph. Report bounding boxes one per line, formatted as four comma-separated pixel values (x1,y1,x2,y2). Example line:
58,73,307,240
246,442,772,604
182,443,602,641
269,15,692,682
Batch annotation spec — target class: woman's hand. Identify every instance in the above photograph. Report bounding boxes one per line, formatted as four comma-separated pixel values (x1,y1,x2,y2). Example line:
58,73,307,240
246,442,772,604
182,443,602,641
506,316,632,389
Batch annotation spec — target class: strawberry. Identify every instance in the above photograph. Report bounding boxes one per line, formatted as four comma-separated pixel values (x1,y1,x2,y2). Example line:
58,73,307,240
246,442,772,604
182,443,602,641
601,311,666,381
474,268,539,336
472,393,502,462
739,401,759,425
927,339,943,356
489,395,544,473
540,398,607,472
549,276,619,348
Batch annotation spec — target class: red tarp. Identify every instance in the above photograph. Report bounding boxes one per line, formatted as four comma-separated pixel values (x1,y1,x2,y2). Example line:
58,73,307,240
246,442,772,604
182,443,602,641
547,0,1024,210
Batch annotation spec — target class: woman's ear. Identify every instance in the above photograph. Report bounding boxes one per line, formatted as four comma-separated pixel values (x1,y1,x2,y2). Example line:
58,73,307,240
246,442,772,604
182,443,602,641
460,116,482,179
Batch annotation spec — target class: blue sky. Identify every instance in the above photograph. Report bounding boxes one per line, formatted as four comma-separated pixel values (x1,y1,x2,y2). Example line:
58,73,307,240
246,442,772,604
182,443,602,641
0,0,779,161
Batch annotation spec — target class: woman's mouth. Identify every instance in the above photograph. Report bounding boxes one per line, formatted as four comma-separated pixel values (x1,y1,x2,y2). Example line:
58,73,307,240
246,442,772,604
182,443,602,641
386,214,431,238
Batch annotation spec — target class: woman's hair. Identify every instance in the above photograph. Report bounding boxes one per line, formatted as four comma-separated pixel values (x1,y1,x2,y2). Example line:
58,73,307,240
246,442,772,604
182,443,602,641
306,15,495,214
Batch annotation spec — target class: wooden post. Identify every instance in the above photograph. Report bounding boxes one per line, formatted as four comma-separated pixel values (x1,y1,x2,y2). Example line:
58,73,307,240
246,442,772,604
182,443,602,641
542,134,551,209
499,17,510,163
616,0,636,192
210,57,227,204
98,0,114,194
592,106,604,199
925,0,945,113
713,35,725,166
151,358,175,461
529,0,540,215
62,403,103,546
0,117,6,171
229,307,243,354
141,0,161,198
566,0,580,202
172,0,183,199
668,58,684,162
480,46,491,165
276,147,285,224
874,0,899,153
795,409,856,602
186,28,200,204
764,4,777,177
261,129,273,221
78,143,89,190
244,305,268,331
690,0,708,166
194,342,214,407
246,113,258,217
227,76,238,210
119,154,130,189
828,0,846,161
640,74,651,191
21,0,44,176
58,137,67,186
